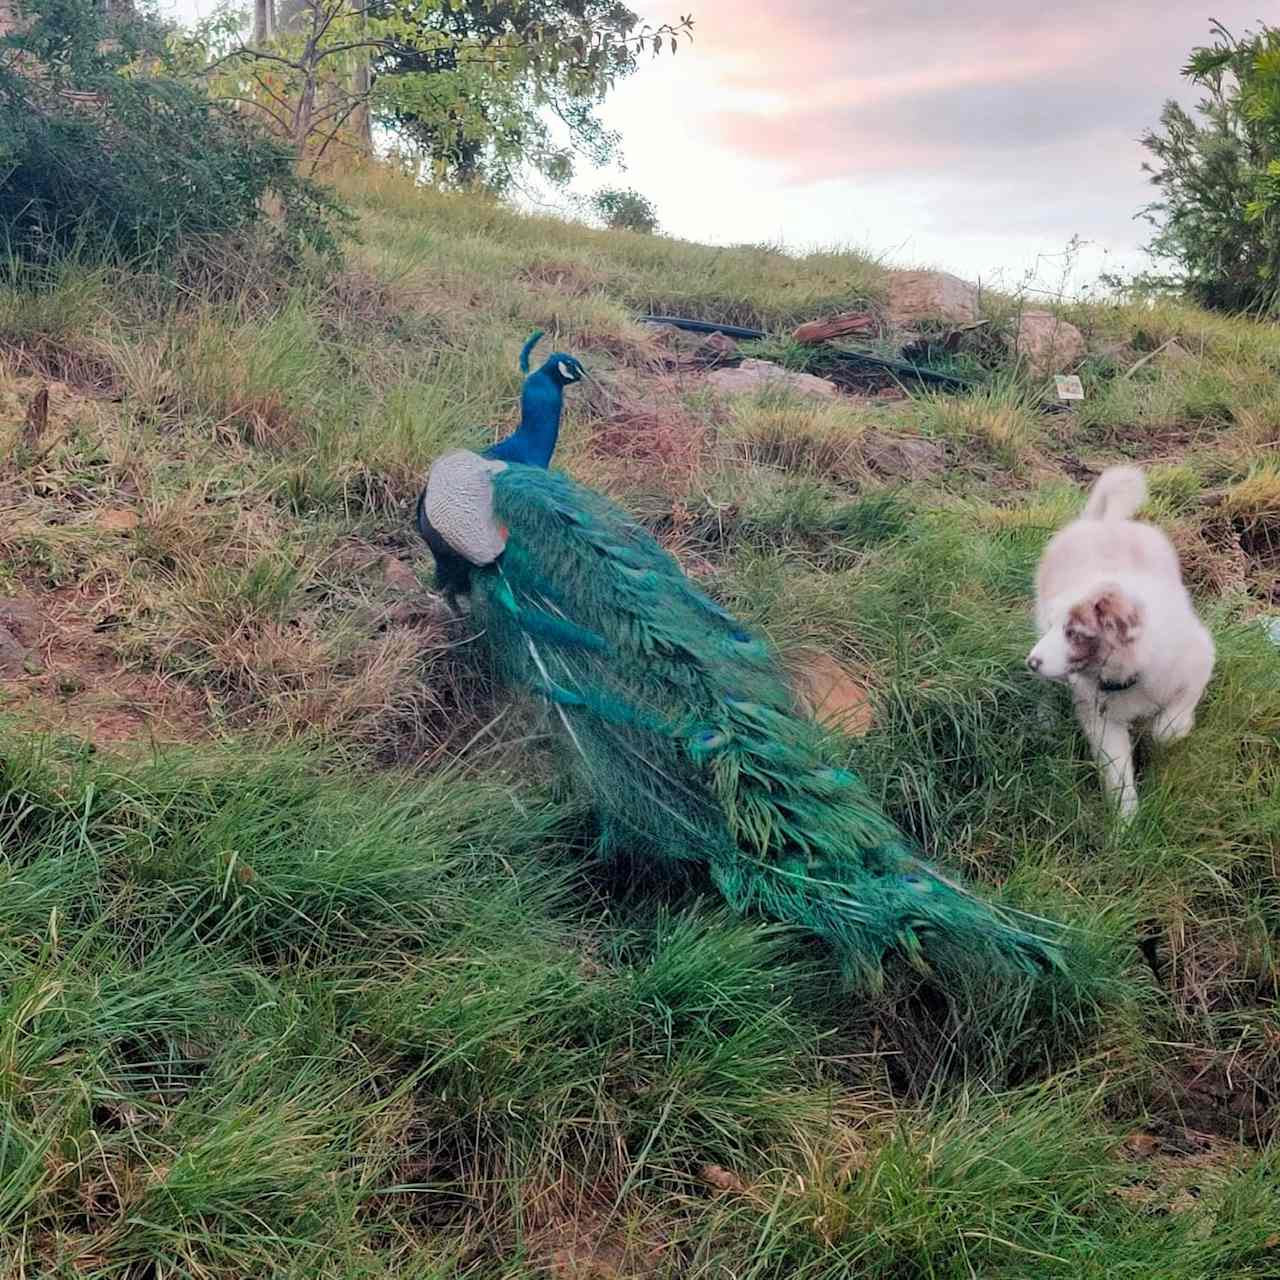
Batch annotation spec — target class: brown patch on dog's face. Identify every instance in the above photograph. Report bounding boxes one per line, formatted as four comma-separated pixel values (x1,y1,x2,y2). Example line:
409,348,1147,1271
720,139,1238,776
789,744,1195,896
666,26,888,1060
1063,604,1103,671
1090,589,1142,645
1062,589,1141,673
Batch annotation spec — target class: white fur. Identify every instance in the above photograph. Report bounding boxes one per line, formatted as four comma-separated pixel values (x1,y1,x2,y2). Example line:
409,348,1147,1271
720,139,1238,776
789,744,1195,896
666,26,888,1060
1027,466,1214,822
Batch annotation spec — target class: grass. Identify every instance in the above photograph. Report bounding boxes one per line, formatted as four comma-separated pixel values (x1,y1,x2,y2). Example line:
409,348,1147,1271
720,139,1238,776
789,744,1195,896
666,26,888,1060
0,170,1278,1276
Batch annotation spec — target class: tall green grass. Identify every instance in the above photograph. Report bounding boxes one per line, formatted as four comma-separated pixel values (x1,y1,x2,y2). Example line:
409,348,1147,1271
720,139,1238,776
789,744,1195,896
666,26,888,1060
2,171,1279,1276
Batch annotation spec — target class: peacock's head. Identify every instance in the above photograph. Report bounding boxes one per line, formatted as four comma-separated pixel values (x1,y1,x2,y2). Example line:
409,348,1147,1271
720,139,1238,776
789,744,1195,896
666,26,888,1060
539,353,588,387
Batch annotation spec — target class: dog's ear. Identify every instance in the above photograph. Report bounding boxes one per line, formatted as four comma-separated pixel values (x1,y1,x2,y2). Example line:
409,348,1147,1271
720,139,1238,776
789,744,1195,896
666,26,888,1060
1091,589,1141,643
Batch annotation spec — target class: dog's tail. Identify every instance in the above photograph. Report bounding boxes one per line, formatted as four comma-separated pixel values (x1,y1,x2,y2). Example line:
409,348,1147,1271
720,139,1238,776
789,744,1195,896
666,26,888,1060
1082,466,1146,522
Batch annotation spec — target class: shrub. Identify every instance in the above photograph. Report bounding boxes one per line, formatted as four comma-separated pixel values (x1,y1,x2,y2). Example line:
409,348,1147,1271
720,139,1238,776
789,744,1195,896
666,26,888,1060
589,185,659,234
1141,20,1280,313
0,0,350,267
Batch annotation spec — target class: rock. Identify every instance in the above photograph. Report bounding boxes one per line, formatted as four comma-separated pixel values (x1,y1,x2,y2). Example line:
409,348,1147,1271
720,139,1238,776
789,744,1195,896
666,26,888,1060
791,650,873,735
860,429,946,479
0,599,38,679
641,321,684,344
884,270,979,330
0,627,26,678
1010,310,1087,375
698,1164,747,1194
1120,1132,1159,1159
706,358,838,399
382,555,419,591
793,311,876,345
386,595,453,626
96,508,141,532
0,599,39,632
690,330,739,368
1159,339,1196,367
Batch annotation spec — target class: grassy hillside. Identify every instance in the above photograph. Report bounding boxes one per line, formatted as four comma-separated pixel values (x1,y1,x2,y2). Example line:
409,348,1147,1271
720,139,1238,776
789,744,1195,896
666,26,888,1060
1,169,1277,1278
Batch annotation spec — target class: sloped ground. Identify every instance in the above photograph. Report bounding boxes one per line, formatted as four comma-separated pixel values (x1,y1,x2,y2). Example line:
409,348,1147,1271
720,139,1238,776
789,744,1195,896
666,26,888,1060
0,171,1277,1277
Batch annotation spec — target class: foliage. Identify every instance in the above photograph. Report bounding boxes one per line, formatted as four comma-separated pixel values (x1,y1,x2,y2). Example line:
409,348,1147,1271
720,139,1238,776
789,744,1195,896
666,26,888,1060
0,0,350,266
373,1,690,191
1141,20,1280,312
186,0,690,189
589,183,659,232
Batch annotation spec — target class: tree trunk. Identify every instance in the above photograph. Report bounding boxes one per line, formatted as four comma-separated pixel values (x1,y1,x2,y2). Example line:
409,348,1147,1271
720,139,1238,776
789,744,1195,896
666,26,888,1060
349,1,372,156
253,0,276,43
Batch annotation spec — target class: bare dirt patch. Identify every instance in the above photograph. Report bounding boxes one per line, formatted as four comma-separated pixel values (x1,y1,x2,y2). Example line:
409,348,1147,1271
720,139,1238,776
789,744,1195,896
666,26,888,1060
0,585,207,746
527,1200,671,1280
1113,1122,1250,1220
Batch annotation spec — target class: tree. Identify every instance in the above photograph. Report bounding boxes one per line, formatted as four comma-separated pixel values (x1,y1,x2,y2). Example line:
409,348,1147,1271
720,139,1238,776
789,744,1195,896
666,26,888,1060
1141,20,1280,312
187,0,691,184
375,0,688,191
589,184,657,233
0,0,348,265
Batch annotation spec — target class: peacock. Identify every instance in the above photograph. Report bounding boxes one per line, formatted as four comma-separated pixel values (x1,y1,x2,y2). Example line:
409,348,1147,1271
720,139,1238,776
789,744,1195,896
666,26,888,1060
415,334,1071,991
416,330,586,611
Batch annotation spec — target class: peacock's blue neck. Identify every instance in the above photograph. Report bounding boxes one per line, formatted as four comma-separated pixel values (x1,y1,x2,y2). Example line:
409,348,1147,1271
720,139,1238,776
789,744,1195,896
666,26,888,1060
484,372,562,467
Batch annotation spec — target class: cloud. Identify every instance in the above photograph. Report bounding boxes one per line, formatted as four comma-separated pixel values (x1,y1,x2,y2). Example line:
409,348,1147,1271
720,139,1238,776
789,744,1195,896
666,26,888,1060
654,0,1258,186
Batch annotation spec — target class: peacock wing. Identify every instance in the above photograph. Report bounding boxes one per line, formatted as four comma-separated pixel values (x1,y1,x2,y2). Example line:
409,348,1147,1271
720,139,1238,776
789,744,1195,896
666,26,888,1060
423,450,510,566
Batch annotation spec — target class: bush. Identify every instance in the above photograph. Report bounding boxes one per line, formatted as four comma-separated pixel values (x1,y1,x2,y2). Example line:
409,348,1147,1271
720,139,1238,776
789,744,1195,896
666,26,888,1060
0,0,350,268
1141,21,1280,313
589,185,659,234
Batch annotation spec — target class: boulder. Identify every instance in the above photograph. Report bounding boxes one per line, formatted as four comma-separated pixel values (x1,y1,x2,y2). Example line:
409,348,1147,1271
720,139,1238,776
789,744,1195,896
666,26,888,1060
859,429,946,479
884,270,979,330
1010,310,1087,375
706,358,838,399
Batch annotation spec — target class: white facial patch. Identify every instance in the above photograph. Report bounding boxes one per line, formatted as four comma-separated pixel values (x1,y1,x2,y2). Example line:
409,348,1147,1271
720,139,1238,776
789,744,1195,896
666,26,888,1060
557,360,577,381
1027,626,1072,680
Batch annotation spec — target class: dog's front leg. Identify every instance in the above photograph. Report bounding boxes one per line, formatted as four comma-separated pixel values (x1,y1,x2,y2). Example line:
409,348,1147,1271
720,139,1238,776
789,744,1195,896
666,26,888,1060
1075,697,1138,821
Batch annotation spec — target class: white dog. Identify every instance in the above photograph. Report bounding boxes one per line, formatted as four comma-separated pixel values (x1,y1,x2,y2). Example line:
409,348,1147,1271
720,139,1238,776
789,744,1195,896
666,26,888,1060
1026,466,1214,821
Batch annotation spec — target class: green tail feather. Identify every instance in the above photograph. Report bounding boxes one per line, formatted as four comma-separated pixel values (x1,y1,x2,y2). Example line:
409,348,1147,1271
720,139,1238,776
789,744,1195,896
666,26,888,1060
471,462,1069,990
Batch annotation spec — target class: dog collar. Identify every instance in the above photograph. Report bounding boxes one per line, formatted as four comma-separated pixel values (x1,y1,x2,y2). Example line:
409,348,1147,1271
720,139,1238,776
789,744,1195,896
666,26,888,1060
1099,673,1140,694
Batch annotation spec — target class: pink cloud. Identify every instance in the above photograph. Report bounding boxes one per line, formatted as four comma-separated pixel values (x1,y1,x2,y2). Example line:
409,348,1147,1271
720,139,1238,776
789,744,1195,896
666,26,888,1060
645,0,1262,185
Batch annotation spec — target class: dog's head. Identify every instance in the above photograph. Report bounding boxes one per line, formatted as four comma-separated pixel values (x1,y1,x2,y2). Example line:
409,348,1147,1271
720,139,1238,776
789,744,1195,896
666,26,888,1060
1027,586,1142,681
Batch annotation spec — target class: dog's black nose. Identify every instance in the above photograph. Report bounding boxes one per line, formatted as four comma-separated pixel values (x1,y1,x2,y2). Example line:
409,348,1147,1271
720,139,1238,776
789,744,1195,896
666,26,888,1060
1027,656,1042,672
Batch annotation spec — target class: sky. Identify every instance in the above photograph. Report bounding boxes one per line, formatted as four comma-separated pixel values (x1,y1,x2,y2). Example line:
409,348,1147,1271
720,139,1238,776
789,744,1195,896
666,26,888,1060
565,0,1268,294
162,0,1268,294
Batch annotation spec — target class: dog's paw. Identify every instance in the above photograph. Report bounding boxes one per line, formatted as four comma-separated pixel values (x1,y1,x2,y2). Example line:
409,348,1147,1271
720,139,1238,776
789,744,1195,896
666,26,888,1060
1152,710,1194,744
